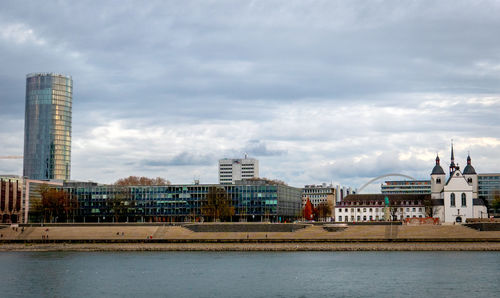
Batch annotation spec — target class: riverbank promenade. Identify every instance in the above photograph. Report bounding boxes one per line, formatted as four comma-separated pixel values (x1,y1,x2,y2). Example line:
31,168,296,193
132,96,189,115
1,223,499,251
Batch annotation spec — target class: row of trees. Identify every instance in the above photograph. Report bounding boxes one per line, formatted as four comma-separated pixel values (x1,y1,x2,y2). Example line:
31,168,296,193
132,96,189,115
114,176,171,186
32,184,79,223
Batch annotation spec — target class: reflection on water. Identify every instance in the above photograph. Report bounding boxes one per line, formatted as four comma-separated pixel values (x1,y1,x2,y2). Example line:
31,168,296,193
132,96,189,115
0,252,499,298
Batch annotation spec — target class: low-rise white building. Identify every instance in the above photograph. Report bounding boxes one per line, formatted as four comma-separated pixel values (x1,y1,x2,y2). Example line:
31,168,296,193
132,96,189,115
335,194,427,222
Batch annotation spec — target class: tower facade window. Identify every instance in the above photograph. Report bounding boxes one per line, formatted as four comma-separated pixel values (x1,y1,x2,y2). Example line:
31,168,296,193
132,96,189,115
436,178,441,184
23,73,73,180
450,193,455,206
461,193,466,206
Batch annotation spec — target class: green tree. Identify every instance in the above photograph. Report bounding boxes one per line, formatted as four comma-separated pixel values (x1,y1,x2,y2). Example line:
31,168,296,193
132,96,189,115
201,187,234,222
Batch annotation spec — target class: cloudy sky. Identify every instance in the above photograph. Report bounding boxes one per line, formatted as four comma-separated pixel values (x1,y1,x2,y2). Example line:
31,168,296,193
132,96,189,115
1,1,499,191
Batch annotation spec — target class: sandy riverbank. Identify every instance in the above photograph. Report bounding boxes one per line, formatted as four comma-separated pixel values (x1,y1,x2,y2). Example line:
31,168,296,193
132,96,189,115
1,242,500,252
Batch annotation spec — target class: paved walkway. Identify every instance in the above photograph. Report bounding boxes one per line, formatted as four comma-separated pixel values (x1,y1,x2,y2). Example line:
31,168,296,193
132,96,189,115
1,224,499,241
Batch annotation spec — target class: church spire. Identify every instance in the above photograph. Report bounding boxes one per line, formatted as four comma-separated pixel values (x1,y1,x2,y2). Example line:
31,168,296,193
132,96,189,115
449,140,456,174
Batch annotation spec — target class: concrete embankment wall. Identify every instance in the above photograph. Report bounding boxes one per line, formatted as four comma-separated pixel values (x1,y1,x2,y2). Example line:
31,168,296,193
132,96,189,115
184,223,308,233
465,223,500,231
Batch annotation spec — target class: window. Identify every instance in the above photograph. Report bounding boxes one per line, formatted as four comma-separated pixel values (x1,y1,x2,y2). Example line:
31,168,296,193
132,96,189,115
450,193,455,206
461,193,466,206
363,216,367,221
338,216,342,222
357,216,361,221
436,178,441,184
412,208,416,212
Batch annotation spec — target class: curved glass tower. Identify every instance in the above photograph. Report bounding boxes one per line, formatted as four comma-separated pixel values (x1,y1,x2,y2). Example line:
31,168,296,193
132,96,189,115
23,73,73,180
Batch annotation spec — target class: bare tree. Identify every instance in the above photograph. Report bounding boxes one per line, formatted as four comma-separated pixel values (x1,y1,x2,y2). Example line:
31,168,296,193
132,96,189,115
423,197,441,218
201,187,234,222
109,188,131,222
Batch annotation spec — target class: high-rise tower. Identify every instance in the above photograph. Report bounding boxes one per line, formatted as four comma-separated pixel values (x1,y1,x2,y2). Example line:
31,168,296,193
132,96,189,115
23,73,73,180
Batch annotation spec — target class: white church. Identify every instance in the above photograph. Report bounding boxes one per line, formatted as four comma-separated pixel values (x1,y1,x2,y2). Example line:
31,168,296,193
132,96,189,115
430,144,487,223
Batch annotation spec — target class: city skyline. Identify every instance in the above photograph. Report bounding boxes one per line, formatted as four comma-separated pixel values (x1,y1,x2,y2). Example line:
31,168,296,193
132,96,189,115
1,1,500,189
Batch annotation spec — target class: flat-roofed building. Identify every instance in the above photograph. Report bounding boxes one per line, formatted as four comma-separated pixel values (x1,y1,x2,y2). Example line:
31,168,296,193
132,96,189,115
219,155,259,184
336,194,428,222
23,179,64,223
381,180,431,194
56,180,301,223
478,173,500,214
302,183,335,208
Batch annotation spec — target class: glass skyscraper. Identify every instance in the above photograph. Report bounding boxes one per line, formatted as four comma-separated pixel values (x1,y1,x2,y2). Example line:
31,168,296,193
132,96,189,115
23,73,73,180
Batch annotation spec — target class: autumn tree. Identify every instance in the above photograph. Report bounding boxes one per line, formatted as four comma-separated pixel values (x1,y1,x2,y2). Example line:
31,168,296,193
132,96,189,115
39,187,78,223
303,198,314,221
314,202,332,221
247,177,287,186
114,176,171,186
201,187,234,222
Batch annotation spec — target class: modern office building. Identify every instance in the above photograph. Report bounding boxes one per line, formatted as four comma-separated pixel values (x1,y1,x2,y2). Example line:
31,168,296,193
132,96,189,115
218,155,259,184
23,73,73,181
381,180,431,194
302,183,335,208
478,173,500,208
23,178,64,223
50,180,302,223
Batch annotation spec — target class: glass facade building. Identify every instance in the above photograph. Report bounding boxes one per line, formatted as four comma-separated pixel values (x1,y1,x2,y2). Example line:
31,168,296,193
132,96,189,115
23,73,73,180
58,181,302,223
478,174,500,208
381,180,431,195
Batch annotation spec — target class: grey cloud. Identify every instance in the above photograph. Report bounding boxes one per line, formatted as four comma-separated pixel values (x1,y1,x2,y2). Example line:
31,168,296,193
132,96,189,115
244,140,287,157
1,1,500,186
140,152,213,167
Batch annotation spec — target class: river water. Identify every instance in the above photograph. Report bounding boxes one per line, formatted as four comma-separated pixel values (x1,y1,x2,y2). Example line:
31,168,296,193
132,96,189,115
0,251,498,297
